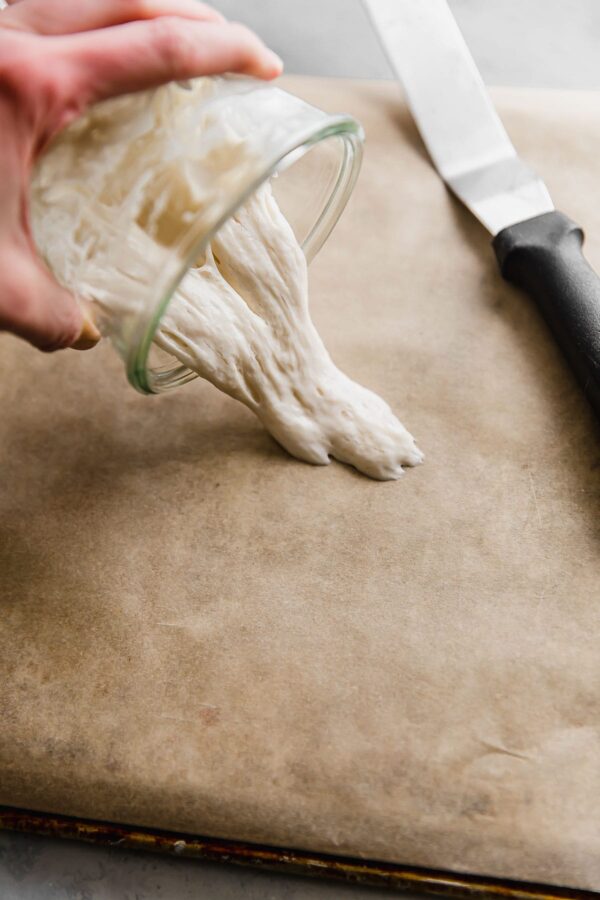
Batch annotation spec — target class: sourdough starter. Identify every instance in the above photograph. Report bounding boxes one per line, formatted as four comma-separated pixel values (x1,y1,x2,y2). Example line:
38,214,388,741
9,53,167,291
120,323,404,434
30,78,422,480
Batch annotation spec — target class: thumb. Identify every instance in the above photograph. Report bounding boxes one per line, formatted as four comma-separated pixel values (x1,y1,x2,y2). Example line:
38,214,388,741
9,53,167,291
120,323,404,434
0,249,97,351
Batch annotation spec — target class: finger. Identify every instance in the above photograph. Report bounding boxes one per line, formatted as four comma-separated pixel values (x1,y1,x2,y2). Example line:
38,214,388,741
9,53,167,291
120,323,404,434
0,251,84,351
1,0,224,35
49,19,282,102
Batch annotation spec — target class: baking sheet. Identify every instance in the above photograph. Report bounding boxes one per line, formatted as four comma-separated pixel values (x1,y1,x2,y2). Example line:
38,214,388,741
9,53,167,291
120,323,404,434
0,77,599,890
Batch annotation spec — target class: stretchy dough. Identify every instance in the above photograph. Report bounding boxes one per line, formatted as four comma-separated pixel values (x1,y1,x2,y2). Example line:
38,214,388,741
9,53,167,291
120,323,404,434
31,78,422,480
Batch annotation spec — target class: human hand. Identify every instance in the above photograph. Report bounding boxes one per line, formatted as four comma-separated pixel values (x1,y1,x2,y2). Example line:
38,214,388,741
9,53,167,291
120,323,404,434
0,0,282,351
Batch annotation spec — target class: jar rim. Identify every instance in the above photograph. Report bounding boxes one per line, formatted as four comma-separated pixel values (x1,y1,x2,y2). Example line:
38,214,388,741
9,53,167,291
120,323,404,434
126,113,364,395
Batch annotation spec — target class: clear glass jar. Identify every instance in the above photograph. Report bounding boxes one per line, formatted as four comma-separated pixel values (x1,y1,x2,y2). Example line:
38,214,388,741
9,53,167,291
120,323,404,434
31,76,364,394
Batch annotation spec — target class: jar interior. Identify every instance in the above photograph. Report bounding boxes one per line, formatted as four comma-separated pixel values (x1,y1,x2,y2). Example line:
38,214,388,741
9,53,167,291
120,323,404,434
136,127,362,394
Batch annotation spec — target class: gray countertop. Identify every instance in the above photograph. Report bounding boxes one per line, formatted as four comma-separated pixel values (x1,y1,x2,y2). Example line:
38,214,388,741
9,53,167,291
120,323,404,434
2,1,598,897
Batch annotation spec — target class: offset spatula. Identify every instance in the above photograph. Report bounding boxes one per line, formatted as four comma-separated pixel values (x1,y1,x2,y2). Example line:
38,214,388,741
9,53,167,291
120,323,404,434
363,0,600,418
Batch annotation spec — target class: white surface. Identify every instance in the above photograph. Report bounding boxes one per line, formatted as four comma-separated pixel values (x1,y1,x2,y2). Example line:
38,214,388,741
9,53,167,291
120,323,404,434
0,832,395,900
2,0,599,896
213,0,600,88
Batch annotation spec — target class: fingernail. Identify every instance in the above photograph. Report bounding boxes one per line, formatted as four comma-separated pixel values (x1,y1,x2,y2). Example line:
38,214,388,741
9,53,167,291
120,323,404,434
72,312,101,351
266,50,284,74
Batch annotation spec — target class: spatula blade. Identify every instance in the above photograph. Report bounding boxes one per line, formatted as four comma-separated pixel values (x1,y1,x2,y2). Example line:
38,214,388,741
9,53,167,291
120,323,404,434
362,0,554,235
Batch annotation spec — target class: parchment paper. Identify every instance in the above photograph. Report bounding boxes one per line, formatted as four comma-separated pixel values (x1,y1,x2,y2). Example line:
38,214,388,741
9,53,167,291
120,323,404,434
1,78,599,890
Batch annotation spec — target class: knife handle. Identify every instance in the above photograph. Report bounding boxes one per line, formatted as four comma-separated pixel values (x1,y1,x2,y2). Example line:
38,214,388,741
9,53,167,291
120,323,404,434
493,211,600,418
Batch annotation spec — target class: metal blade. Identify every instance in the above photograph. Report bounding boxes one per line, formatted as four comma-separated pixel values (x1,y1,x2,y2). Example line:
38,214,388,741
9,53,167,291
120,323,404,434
362,0,554,235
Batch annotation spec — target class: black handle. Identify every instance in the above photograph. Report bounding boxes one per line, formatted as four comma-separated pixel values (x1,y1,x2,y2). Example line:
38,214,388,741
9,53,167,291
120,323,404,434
493,210,600,418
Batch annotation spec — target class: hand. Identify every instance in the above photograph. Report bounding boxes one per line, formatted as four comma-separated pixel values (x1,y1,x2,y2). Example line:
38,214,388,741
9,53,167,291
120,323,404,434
0,0,283,352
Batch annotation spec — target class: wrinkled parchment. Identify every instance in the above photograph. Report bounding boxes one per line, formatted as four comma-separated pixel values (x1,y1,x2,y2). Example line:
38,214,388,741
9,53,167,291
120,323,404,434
0,78,599,890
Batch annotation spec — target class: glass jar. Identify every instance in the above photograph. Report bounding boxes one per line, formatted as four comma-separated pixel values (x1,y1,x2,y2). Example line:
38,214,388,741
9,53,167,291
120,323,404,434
30,76,364,394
